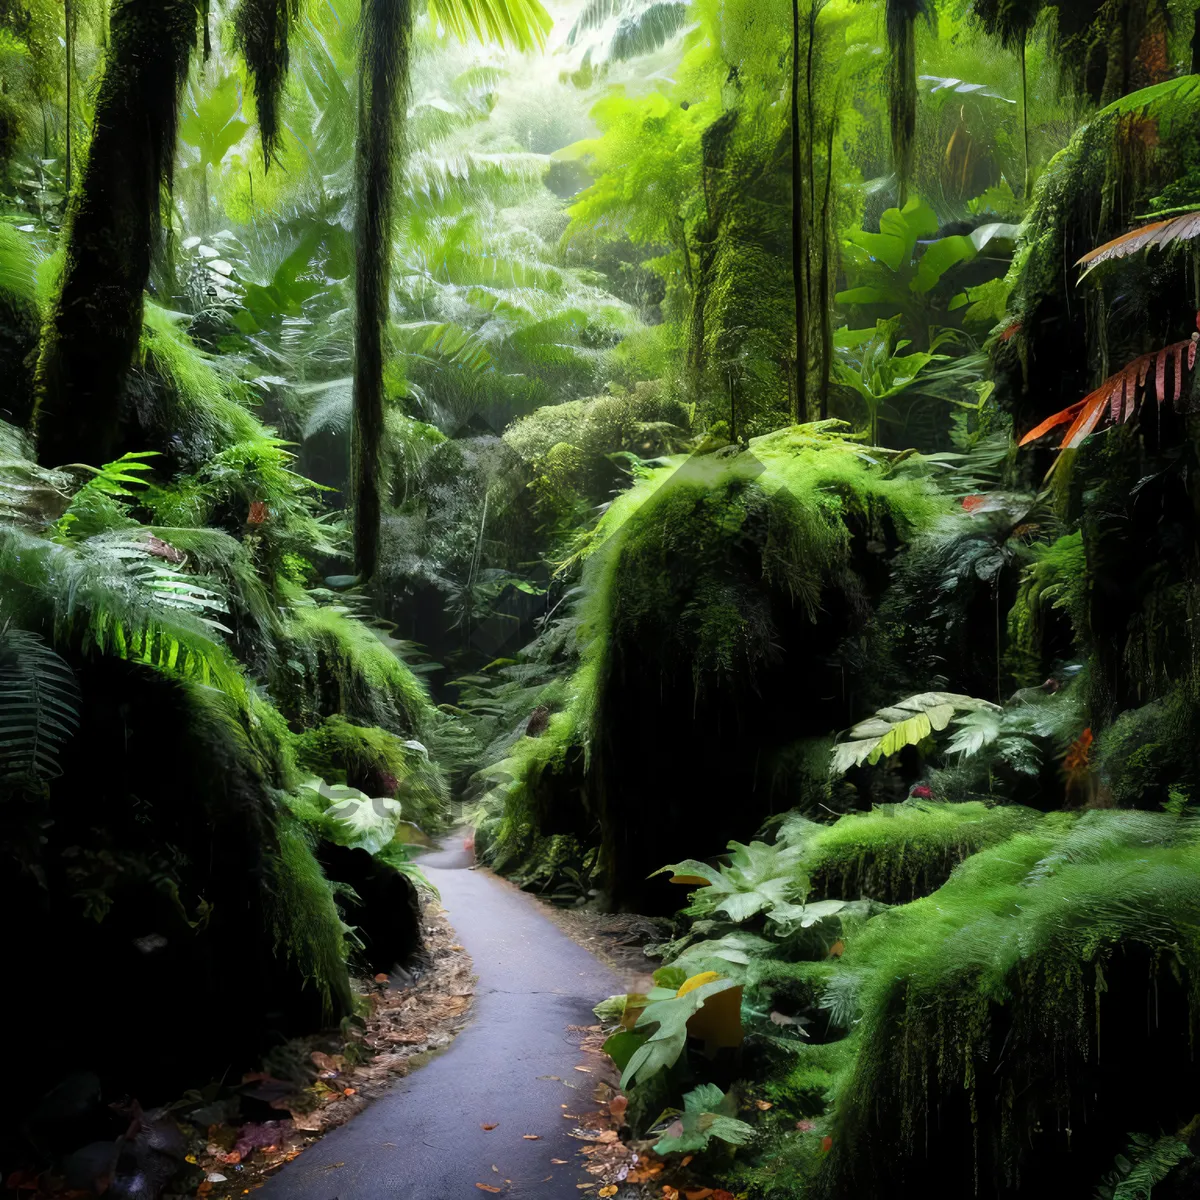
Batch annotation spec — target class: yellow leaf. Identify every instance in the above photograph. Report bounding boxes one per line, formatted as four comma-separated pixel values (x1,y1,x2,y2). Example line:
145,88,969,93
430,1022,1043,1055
600,1188,619,1198
676,971,722,997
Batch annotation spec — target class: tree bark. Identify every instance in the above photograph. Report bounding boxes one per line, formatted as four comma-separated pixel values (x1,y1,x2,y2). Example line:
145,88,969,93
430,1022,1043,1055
33,0,197,468
792,0,808,424
351,0,410,581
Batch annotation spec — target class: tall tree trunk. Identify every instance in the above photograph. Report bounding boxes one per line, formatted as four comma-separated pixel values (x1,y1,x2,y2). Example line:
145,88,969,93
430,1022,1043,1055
1019,34,1029,200
818,94,838,422
33,0,197,467
351,0,410,581
64,0,73,195
792,0,807,424
886,0,923,207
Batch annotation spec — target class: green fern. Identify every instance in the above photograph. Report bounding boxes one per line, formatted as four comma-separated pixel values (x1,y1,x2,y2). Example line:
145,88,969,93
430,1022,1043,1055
0,626,81,781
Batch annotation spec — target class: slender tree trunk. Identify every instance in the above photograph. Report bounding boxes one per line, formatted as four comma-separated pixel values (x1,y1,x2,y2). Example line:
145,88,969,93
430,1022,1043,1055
33,0,197,468
1019,35,1030,200
818,92,838,421
886,0,919,207
351,0,410,581
792,0,807,424
64,0,73,195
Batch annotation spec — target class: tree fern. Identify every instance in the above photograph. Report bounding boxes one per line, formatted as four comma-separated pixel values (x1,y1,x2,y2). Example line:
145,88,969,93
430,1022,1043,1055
0,626,81,782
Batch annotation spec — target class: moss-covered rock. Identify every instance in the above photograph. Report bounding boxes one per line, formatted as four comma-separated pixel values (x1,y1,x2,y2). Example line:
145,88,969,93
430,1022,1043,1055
483,425,950,907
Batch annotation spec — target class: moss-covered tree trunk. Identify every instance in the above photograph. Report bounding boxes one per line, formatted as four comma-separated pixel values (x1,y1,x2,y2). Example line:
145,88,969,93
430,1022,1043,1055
351,0,410,581
792,0,808,423
32,0,197,467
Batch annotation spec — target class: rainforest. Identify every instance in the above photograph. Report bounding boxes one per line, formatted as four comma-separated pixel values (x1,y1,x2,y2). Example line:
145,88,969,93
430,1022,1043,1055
5,0,1200,1195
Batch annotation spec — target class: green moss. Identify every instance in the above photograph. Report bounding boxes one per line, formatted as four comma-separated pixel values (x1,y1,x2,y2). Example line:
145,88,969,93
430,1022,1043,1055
283,602,437,738
1095,689,1200,810
269,815,355,1018
1006,531,1087,686
295,714,448,832
572,424,949,729
821,809,1200,1194
795,800,1043,904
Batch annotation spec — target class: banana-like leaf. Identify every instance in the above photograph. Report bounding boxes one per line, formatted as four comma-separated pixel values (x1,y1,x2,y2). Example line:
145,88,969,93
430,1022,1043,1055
831,692,1000,775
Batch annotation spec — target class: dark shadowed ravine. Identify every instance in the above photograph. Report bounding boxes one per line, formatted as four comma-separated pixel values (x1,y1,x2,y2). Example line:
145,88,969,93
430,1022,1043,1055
259,837,623,1199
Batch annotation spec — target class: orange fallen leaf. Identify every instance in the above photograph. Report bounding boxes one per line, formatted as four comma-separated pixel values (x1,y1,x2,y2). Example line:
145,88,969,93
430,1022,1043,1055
374,973,390,983
481,1123,498,1131
680,1155,693,1167
343,1088,356,1096
522,1135,540,1140
475,1186,502,1194
821,1135,833,1153
600,1188,619,1199
828,939,845,959
609,1095,628,1121
662,1188,680,1200
755,1099,773,1110
685,1190,714,1200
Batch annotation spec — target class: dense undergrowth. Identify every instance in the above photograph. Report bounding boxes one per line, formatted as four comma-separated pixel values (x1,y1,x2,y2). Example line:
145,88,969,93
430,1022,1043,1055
4,0,1200,1195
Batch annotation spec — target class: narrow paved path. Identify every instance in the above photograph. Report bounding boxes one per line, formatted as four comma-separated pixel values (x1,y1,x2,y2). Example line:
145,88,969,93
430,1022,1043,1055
260,837,624,1199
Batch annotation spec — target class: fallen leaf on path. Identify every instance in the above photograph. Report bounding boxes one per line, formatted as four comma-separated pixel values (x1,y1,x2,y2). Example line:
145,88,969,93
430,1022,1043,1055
574,1066,591,1073
481,1123,498,1131
374,973,390,983
475,1186,502,1194
600,1188,618,1198
522,1134,540,1140
537,1075,561,1081
552,1158,568,1164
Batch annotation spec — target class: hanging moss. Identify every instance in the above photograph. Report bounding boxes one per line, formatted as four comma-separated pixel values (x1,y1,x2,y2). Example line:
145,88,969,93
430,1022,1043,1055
270,815,356,1018
283,602,438,738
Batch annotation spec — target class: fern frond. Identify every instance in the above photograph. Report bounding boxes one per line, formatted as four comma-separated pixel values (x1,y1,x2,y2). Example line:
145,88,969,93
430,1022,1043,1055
0,627,81,781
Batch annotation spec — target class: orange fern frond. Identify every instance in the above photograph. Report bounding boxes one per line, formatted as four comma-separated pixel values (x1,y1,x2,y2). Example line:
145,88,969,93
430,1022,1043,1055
1020,316,1200,450
1077,209,1200,279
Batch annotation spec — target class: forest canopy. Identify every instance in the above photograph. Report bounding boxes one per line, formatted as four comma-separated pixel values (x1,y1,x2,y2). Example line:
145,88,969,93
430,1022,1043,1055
4,0,1200,1196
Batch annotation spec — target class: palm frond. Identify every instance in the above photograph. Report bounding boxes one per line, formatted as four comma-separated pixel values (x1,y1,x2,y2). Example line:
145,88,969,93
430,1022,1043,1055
1076,210,1200,280
1020,321,1200,450
426,0,552,52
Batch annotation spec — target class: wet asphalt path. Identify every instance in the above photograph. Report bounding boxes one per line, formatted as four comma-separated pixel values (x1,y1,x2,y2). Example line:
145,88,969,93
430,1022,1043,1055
259,836,624,1199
